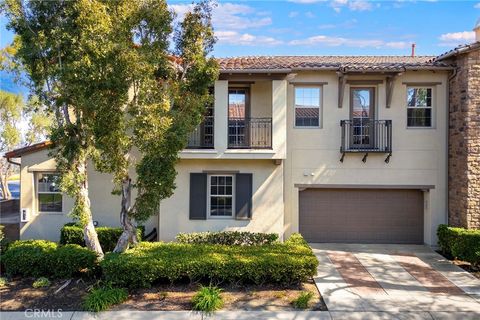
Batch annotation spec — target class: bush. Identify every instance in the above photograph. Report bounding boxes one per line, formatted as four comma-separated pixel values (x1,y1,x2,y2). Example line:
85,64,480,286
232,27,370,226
33,277,51,288
83,287,128,312
1,240,97,278
191,285,223,314
0,277,7,287
1,240,57,277
101,233,318,288
0,225,10,254
292,291,313,309
176,231,278,246
60,224,144,252
437,224,480,266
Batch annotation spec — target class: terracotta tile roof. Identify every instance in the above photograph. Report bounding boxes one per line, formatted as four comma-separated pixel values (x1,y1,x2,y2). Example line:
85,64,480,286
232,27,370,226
217,56,452,72
433,42,480,62
4,141,53,159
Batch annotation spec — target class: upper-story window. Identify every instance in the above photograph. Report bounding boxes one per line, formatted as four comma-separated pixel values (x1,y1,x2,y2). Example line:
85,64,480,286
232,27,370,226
407,87,433,128
37,173,62,213
295,87,322,127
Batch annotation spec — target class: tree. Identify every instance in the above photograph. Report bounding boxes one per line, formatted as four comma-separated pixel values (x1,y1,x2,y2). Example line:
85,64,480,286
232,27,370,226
0,90,22,199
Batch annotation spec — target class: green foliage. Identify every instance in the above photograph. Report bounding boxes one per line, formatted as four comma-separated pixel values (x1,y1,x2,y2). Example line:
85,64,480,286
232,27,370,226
176,231,279,246
191,285,224,314
437,224,480,266
0,90,22,149
60,224,144,252
1,240,97,278
32,277,51,288
83,287,128,312
101,234,318,288
292,291,313,309
1,240,57,277
0,277,7,287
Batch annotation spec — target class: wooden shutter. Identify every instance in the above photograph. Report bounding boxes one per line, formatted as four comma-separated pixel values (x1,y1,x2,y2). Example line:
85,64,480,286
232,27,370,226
235,173,252,220
189,173,207,220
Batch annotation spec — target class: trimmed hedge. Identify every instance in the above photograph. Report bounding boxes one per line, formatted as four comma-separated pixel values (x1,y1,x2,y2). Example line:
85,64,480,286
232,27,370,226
60,224,144,252
1,240,97,278
176,231,279,246
437,224,480,266
101,233,318,288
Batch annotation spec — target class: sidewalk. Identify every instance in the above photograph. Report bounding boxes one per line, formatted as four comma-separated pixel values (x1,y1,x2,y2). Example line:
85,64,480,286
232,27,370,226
2,311,480,320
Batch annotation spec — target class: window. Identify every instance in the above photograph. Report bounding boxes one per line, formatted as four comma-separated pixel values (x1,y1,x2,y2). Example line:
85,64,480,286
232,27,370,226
295,87,321,127
207,175,234,218
407,87,433,127
37,173,62,212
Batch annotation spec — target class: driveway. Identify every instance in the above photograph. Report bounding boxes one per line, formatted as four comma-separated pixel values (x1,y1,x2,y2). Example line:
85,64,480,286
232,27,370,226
311,243,480,317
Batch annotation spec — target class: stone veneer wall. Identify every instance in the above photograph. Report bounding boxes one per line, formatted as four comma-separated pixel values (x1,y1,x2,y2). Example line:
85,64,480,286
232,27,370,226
448,49,480,229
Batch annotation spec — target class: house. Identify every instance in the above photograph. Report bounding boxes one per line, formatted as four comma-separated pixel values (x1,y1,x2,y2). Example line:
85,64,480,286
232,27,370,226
5,39,480,246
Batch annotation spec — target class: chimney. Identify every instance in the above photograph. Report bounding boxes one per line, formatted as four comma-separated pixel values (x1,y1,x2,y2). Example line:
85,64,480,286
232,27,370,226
474,18,480,42
411,43,416,57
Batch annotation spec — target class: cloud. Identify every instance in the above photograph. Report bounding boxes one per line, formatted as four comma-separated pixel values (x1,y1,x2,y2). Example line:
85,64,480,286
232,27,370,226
475,2,480,8
170,3,272,30
439,31,475,46
288,0,325,3
305,11,316,18
289,34,409,49
216,31,283,46
288,11,300,18
331,0,373,12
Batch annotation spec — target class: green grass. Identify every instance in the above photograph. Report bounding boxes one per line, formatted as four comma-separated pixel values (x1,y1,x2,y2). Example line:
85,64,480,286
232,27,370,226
191,285,224,314
32,277,51,288
83,287,128,312
292,291,313,309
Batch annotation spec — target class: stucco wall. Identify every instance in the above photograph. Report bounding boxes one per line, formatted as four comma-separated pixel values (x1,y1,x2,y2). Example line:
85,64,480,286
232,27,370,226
158,159,284,241
19,149,157,241
283,70,449,245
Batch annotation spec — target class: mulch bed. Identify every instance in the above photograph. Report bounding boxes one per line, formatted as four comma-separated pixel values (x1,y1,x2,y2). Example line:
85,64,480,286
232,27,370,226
0,277,327,311
437,251,480,280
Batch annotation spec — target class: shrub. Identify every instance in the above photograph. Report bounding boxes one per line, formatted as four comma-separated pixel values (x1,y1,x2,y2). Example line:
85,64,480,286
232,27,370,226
0,225,11,254
292,291,313,309
51,244,97,278
176,231,278,246
437,224,480,266
1,240,97,278
101,234,318,288
60,224,144,252
0,277,7,287
191,285,223,314
83,287,128,312
33,277,51,288
1,240,57,277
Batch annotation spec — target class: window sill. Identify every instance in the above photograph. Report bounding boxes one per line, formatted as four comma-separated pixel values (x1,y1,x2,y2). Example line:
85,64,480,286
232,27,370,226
224,149,275,154
180,149,218,154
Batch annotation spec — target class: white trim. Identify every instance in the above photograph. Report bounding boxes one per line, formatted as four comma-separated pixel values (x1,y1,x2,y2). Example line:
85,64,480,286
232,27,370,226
36,172,63,214
293,86,323,129
406,86,435,129
207,174,235,219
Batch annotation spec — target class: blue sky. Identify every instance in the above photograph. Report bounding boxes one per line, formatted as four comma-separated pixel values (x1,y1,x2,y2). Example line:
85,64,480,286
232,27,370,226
1,0,479,94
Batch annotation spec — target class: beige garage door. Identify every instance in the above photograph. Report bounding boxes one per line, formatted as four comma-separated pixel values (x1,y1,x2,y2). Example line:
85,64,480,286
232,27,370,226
299,189,424,244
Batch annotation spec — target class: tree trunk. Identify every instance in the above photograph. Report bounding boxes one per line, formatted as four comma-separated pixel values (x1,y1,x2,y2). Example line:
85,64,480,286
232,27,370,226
0,162,12,200
113,177,138,253
77,161,104,258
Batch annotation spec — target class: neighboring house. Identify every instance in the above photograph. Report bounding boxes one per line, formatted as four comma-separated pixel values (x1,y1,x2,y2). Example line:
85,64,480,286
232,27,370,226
5,39,480,246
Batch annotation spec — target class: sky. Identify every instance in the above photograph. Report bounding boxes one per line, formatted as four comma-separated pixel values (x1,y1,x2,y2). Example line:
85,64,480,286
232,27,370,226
0,0,479,94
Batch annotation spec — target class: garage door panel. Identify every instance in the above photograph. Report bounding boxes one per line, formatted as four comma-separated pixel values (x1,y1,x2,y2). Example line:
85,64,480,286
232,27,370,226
299,189,424,244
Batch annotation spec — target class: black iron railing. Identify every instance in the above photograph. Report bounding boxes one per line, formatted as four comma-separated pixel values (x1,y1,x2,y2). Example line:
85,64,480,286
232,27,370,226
228,117,272,149
340,119,392,153
186,117,214,149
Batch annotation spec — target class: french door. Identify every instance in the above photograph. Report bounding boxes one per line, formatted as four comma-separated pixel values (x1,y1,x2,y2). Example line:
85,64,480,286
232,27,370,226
350,87,375,150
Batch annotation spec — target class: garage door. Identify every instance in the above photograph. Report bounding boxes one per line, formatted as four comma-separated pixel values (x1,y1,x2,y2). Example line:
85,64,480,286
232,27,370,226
299,189,424,244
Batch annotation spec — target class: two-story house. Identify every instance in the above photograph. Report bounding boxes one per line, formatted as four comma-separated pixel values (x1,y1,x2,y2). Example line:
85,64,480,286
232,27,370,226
6,48,477,246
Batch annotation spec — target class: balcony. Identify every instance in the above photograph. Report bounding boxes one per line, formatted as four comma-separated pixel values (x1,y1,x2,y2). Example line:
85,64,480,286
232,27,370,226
340,119,392,162
186,108,214,149
228,117,272,149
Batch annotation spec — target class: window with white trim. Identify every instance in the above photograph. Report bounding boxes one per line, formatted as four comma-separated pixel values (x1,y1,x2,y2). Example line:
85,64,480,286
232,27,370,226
207,175,234,218
37,173,62,212
407,87,433,127
294,87,321,127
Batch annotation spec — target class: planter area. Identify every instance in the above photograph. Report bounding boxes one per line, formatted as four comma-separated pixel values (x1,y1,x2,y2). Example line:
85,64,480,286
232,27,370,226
0,230,322,312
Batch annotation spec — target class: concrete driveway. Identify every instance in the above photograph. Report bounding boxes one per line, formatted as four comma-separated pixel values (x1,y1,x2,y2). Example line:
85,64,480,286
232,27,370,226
311,243,480,318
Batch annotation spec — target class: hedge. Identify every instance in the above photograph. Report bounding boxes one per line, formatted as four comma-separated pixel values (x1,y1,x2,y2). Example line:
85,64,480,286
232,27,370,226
437,224,480,266
176,231,279,246
60,224,144,252
101,233,318,288
1,240,97,278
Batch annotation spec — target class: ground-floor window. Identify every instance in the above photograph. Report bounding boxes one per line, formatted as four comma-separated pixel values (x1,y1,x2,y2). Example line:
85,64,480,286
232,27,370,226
207,174,234,218
37,173,62,213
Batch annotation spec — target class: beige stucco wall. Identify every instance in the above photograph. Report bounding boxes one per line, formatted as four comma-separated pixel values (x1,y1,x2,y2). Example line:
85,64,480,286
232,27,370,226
158,159,284,241
19,149,157,241
283,70,449,245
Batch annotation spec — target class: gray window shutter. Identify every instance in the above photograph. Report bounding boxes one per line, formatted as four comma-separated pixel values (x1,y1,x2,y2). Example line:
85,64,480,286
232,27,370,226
235,173,252,220
189,173,207,220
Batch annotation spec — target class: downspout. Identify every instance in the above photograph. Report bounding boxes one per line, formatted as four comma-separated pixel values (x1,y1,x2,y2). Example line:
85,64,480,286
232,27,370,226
6,156,21,166
446,67,458,226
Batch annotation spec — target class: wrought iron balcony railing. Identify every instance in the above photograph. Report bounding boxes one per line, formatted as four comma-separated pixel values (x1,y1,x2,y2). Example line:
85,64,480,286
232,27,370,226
228,117,272,149
340,119,392,153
